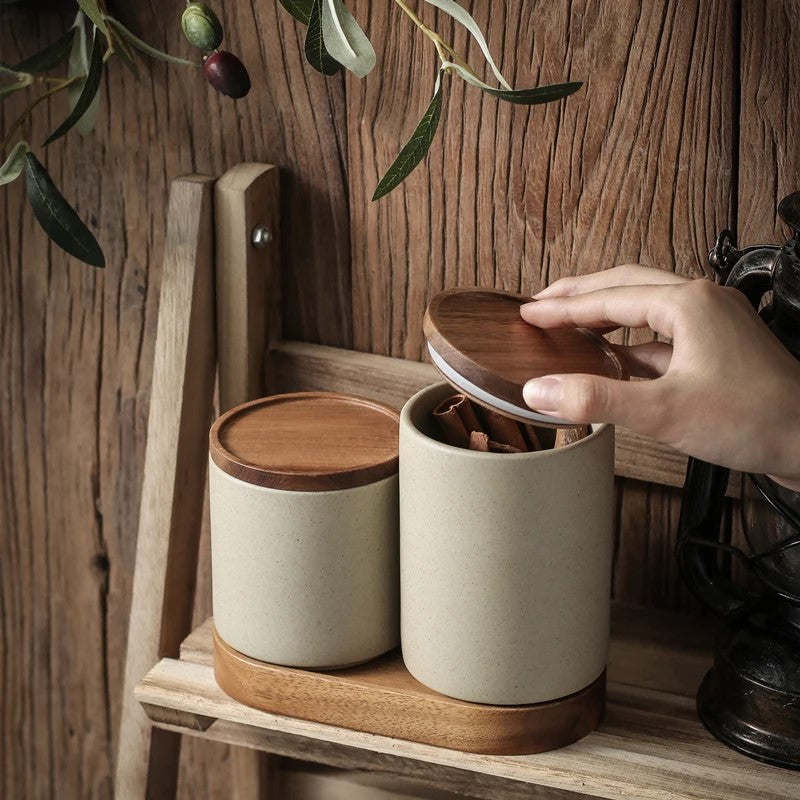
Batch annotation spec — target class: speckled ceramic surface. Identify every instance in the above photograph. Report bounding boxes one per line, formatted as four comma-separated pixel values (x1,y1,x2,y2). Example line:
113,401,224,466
210,461,399,669
400,382,614,705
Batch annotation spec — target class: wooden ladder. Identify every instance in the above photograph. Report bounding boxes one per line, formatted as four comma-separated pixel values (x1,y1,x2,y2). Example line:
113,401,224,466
114,163,280,799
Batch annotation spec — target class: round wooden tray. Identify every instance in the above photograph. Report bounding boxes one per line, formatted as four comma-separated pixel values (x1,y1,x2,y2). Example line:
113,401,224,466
214,629,605,755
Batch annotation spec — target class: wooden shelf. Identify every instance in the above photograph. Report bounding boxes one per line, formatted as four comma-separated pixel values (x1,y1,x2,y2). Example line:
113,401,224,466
135,604,800,800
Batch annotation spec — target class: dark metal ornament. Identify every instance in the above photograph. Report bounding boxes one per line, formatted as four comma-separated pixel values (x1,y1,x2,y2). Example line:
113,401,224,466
678,190,800,771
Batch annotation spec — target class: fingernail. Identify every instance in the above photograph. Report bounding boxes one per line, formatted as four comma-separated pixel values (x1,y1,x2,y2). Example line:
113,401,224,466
520,301,537,314
532,287,550,298
523,377,562,411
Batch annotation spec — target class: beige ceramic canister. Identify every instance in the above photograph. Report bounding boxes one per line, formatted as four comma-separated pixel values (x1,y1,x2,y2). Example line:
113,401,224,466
400,382,615,705
209,392,400,669
399,287,625,707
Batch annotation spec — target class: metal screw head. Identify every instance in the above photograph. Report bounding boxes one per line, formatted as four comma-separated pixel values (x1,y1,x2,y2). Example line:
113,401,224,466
251,224,273,249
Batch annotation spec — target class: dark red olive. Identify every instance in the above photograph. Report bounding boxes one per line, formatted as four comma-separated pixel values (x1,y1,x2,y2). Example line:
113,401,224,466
203,51,251,99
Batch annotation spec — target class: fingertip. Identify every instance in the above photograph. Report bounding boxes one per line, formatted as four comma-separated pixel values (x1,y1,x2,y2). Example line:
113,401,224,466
520,301,542,323
522,376,563,412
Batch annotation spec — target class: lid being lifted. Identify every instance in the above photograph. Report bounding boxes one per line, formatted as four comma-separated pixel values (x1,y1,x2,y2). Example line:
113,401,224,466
423,288,627,426
210,392,400,491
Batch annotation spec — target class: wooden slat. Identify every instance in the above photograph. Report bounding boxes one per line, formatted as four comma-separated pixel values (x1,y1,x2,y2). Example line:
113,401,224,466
139,716,583,800
214,161,285,799
271,340,740,496
115,176,217,799
215,163,281,413
134,606,800,800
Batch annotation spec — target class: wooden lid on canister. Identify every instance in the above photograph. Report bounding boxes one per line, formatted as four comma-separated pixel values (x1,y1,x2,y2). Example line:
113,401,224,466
423,287,627,425
209,392,400,491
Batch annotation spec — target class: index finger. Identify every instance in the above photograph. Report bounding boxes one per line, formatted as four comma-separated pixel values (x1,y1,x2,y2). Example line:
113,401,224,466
534,265,688,299
520,283,680,339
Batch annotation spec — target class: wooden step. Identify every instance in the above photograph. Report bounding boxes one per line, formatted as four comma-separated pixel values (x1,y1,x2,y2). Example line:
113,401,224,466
135,604,800,799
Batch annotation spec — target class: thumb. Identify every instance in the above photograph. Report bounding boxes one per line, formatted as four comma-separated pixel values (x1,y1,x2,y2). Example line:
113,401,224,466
523,373,658,428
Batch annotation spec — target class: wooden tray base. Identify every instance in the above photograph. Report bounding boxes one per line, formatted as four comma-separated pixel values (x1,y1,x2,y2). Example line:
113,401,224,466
213,629,605,755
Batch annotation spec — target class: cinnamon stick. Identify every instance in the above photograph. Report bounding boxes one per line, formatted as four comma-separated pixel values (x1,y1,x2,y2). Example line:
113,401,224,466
482,408,529,452
452,395,484,434
433,395,470,447
554,425,590,448
469,431,522,454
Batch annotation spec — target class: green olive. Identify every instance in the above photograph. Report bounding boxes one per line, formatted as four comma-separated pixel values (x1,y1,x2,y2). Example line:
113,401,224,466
181,3,223,51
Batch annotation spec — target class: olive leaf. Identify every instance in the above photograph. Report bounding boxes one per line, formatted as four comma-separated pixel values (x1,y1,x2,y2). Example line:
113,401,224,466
279,0,314,25
373,70,445,201
76,0,109,38
11,28,75,74
442,61,582,105
25,152,105,267
0,140,30,185
107,18,199,67
64,15,101,136
321,0,375,78
305,0,341,75
0,65,33,97
422,0,510,89
44,26,104,145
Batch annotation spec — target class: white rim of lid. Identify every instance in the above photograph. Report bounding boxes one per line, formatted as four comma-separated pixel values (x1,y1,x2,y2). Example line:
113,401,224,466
427,341,573,427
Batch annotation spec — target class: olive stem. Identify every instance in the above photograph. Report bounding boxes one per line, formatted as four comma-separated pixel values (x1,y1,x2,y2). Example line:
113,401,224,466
1,74,84,150
392,0,481,80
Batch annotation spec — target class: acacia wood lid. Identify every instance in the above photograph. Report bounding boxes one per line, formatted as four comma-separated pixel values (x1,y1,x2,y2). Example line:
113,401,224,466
210,392,400,491
423,287,627,426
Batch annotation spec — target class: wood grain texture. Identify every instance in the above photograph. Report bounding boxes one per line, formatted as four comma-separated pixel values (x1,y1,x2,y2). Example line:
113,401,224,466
213,630,605,756
132,607,800,800
3,0,797,797
0,2,350,797
114,174,217,799
347,0,735,358
738,1,800,245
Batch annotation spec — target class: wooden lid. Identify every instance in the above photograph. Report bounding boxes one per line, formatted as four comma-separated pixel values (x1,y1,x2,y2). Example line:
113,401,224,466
210,392,400,491
424,288,626,425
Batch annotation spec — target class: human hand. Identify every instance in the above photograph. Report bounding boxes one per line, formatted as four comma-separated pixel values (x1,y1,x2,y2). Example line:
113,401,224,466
520,265,800,489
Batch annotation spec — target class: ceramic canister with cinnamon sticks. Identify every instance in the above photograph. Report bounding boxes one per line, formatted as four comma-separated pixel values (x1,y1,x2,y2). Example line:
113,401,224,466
209,392,400,669
399,382,614,706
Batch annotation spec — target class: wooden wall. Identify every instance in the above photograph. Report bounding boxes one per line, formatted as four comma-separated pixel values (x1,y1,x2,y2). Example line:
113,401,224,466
0,1,797,797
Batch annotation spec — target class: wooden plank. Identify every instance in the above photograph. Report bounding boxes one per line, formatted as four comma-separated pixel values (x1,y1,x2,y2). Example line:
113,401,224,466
136,645,799,800
215,163,281,412
346,0,735,358
271,340,741,496
145,717,584,800
608,603,711,695
114,175,217,800
738,1,800,245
